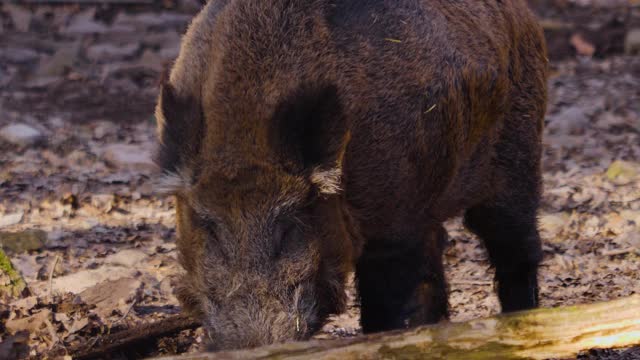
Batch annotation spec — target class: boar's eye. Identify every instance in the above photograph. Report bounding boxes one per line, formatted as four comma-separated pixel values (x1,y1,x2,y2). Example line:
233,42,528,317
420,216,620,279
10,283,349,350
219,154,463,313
272,219,303,258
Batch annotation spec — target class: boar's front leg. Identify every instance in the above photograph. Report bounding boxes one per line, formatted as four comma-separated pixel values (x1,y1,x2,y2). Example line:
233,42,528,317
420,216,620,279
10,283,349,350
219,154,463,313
356,225,448,333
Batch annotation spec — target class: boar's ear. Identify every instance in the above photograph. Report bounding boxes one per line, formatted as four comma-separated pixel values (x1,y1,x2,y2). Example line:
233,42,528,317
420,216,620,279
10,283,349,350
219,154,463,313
154,82,204,193
270,84,350,195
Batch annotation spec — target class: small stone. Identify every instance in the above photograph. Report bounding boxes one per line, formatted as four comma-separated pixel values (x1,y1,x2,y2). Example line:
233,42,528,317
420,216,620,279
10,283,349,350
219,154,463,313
625,29,640,55
0,123,44,146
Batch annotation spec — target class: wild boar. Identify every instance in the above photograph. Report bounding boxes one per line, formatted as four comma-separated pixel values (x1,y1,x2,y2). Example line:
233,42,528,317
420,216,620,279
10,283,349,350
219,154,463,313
154,0,548,350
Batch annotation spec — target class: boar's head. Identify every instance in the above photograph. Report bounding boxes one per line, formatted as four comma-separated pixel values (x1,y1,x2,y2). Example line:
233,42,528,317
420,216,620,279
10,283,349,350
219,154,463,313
154,78,356,350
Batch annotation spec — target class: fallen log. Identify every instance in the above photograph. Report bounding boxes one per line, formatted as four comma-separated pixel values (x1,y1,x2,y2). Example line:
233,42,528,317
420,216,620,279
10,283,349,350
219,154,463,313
157,295,640,360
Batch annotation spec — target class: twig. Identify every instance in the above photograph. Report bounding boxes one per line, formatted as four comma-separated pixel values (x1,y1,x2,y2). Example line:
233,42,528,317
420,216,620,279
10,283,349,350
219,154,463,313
48,255,60,301
44,319,63,351
116,299,137,324
65,314,200,360
601,247,638,257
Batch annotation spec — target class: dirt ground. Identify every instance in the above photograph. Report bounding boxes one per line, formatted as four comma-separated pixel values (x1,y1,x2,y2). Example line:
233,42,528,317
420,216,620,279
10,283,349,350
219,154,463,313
1,1,639,359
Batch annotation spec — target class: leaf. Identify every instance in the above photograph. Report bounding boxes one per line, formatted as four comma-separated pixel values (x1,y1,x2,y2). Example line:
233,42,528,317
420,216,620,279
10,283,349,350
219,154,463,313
540,213,570,242
606,160,639,183
570,33,595,57
0,212,24,228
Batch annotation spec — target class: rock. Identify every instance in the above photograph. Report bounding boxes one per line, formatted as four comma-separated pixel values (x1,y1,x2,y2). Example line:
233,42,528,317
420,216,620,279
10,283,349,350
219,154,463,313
79,277,143,318
625,29,640,55
547,106,589,135
87,43,140,62
0,230,47,253
0,123,44,146
0,212,24,228
104,249,148,268
51,266,135,294
0,48,39,64
103,144,156,171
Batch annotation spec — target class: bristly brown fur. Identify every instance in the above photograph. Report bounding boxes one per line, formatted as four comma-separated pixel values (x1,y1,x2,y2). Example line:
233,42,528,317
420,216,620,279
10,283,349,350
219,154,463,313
154,0,548,351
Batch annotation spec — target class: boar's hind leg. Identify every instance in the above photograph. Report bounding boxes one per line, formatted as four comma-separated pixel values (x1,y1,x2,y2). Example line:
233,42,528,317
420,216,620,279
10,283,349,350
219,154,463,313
464,195,542,312
356,226,448,333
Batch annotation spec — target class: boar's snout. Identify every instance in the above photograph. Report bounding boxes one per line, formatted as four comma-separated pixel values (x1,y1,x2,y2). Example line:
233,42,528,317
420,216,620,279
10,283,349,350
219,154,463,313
202,285,318,350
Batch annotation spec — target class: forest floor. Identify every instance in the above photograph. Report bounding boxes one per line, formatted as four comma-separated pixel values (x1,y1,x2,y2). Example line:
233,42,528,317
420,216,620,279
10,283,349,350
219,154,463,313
1,1,639,359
